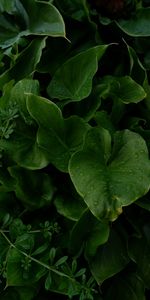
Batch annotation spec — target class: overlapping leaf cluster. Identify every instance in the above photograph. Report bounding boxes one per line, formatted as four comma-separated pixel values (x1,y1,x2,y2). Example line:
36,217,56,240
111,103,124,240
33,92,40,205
0,0,150,299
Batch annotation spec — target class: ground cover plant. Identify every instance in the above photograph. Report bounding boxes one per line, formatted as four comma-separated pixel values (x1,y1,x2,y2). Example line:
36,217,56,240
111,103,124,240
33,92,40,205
0,0,150,299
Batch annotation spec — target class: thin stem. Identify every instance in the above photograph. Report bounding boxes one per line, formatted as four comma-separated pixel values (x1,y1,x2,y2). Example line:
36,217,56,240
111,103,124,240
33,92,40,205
0,230,78,283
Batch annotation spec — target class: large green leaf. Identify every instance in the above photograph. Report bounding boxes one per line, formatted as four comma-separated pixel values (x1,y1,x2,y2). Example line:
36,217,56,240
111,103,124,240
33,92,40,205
104,273,145,300
0,0,66,48
27,94,89,171
116,8,150,37
22,0,65,37
128,233,150,288
69,127,150,221
47,45,109,101
88,228,129,284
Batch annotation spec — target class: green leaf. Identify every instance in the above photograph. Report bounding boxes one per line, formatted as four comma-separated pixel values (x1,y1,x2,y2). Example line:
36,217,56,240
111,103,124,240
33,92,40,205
125,43,146,85
32,244,48,256
116,76,146,104
15,233,34,252
55,256,68,267
116,8,150,37
6,248,45,286
0,0,15,13
15,286,38,300
0,117,49,170
45,272,52,290
100,75,146,104
11,79,40,119
0,85,48,169
54,194,86,221
104,273,145,300
21,0,66,37
0,288,20,300
69,127,150,221
54,0,88,21
0,0,66,49
70,210,109,255
94,111,115,135
0,38,46,89
8,166,55,209
88,228,129,284
27,94,89,171
44,271,80,296
47,45,109,101
136,194,150,212
9,218,27,240
128,234,150,288
85,221,110,258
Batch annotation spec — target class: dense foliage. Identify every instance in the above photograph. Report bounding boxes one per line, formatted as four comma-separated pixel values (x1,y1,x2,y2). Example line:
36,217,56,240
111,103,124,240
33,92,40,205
0,0,150,299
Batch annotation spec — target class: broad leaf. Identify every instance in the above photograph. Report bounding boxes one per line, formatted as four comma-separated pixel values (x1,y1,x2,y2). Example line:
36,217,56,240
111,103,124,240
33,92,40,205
116,8,150,37
69,127,150,221
54,194,86,221
21,0,65,36
104,273,145,300
0,0,66,49
27,94,89,171
8,166,55,209
0,119,49,169
128,233,150,288
88,228,129,284
99,75,146,104
47,45,109,101
70,210,109,255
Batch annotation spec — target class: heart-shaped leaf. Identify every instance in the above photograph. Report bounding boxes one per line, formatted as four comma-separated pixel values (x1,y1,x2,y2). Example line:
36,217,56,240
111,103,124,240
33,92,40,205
69,127,150,221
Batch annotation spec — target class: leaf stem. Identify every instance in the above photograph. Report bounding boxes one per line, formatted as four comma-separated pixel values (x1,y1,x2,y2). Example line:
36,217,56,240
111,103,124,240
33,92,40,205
0,229,79,282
